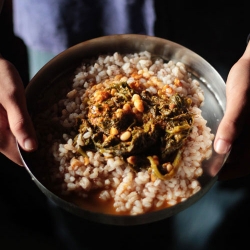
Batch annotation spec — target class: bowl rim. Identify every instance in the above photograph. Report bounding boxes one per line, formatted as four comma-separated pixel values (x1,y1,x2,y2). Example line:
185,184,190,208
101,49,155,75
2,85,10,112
18,34,228,226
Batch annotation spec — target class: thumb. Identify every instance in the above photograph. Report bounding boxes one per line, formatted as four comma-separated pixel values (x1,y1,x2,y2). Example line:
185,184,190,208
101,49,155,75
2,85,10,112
214,54,250,154
7,97,38,153
0,59,38,153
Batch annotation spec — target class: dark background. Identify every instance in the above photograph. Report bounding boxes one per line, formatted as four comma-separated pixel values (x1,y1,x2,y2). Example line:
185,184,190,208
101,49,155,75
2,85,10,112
0,1,249,249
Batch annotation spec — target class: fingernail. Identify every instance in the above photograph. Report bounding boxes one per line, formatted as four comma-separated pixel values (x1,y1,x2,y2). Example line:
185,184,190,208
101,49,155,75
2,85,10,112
215,139,231,154
24,138,37,151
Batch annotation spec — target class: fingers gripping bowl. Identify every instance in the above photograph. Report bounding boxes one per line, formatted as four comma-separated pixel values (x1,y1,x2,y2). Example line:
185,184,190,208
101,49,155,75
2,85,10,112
18,34,228,225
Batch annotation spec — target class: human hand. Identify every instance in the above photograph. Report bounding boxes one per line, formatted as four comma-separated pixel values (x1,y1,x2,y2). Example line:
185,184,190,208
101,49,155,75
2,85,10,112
213,41,250,180
0,56,37,166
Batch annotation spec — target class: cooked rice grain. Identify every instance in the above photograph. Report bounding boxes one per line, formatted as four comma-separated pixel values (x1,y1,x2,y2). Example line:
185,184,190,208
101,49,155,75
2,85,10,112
35,51,214,215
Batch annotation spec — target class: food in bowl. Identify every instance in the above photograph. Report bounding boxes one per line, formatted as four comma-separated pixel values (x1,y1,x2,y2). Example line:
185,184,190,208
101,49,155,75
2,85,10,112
33,50,214,216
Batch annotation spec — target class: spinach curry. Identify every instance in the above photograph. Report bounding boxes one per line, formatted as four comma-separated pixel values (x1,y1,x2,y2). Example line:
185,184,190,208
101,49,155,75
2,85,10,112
73,78,193,181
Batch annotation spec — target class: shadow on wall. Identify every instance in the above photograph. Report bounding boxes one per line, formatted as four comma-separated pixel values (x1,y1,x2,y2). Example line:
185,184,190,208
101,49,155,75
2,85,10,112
0,0,29,85
154,1,248,81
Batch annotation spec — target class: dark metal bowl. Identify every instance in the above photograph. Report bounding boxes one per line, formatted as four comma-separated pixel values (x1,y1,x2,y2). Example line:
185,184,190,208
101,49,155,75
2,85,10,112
18,34,228,226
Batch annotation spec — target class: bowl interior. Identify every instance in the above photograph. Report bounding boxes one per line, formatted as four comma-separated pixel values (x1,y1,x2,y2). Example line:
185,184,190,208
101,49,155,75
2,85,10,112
18,34,228,226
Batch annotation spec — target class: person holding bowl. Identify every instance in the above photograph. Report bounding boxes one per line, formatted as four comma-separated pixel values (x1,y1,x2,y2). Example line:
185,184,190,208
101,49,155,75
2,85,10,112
1,0,250,249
